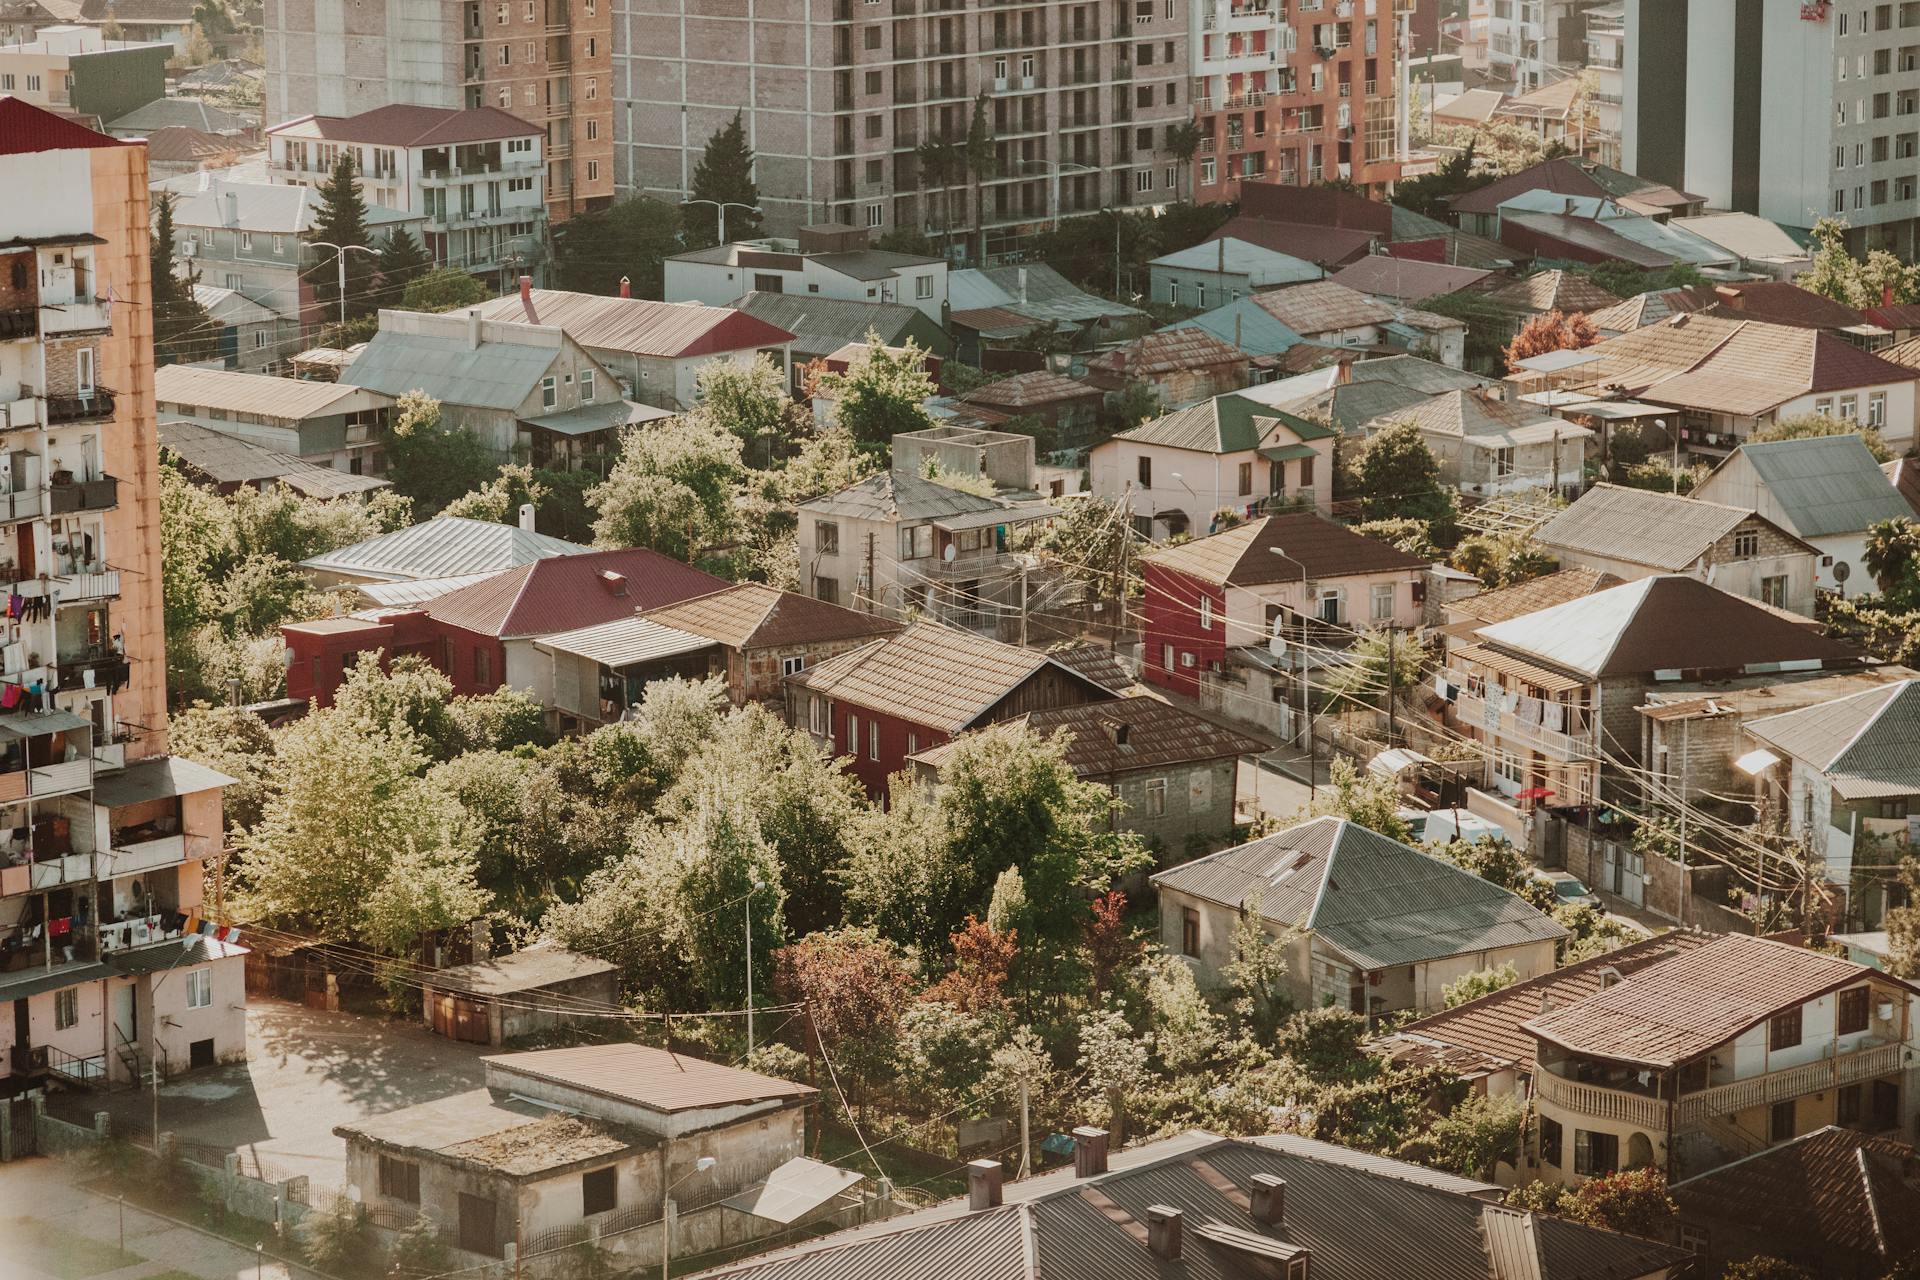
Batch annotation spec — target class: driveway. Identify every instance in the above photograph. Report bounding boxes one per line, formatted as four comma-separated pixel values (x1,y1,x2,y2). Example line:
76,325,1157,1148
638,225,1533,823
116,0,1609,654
49,998,492,1193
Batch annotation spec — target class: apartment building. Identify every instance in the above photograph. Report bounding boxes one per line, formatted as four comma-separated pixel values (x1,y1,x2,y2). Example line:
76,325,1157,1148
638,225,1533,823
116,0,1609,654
1189,0,1409,204
1487,0,1604,92
267,105,548,287
262,0,613,224
0,24,168,125
611,0,1189,255
1585,3,1623,166
0,100,247,1096
1624,0,1920,254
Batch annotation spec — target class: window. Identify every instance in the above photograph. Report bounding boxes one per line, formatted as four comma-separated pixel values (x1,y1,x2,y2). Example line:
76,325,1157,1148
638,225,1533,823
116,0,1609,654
866,203,884,228
1161,642,1174,671
816,576,838,604
75,347,94,395
185,969,212,1009
846,712,858,750
907,732,918,755
1237,461,1252,495
1870,391,1888,426
254,330,267,349
379,1156,421,1203
54,987,77,1029
1769,1099,1797,1142
1678,1225,1710,1255
1882,798,1911,819
1138,456,1152,486
1201,157,1216,186
1370,582,1395,621
899,524,933,560
581,1166,617,1216
1573,1129,1617,1178
1538,1116,1562,1167
1181,906,1200,955
500,43,512,63
1839,985,1872,1034
1199,595,1213,630
497,0,508,19
586,119,598,141
1732,529,1760,558
816,520,839,555
915,274,934,300
1839,394,1859,419
587,159,599,182
782,655,806,677
224,273,241,290
1298,456,1315,487
541,375,557,408
868,719,879,760
0,75,12,91
23,74,38,92
1761,575,1789,609
1838,1082,1864,1124
1494,445,1516,477
1136,169,1153,192
586,77,597,100
1145,777,1167,815
808,695,825,735
579,369,594,402
239,231,253,251
1769,1006,1803,1050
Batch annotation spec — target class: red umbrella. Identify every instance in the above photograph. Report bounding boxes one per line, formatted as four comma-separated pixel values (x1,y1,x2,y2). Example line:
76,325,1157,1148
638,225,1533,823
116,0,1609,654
1514,786,1556,801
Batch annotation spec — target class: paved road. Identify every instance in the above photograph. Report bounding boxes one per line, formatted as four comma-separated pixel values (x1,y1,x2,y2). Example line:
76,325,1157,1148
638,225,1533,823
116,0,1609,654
1238,752,1324,824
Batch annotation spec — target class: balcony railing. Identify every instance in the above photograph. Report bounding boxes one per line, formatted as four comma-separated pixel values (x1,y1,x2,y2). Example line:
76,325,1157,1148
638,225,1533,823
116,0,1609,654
57,652,129,693
1452,689,1586,761
47,474,117,515
39,299,110,336
0,308,34,341
0,489,42,523
56,569,119,602
1536,1067,1667,1130
0,852,97,897
46,389,113,423
104,834,188,878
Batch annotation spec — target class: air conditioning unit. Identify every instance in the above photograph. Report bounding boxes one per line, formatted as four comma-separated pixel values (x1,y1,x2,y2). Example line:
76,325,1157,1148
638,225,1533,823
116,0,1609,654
1181,652,1196,667
183,240,198,258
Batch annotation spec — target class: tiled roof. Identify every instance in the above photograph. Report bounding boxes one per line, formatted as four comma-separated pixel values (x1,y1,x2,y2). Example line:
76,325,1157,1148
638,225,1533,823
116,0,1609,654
1534,482,1767,570
1328,256,1492,303
637,583,900,651
792,623,1109,733
1448,567,1624,626
158,420,391,496
1367,388,1582,446
1207,217,1378,269
1389,931,1716,1075
270,104,541,146
797,470,1014,522
1248,280,1396,335
1582,289,1710,334
1523,934,1884,1066
1685,280,1871,331
1473,575,1862,679
1481,270,1623,316
301,516,586,583
156,364,385,419
1700,434,1913,539
1864,302,1920,330
1450,157,1701,217
960,369,1099,410
1746,679,1920,799
425,547,726,639
474,289,794,359
1152,817,1566,970
1495,75,1582,120
1632,321,1918,416
143,125,252,164
1143,512,1429,588
1114,392,1332,455
1085,328,1245,377
1671,1126,1920,1264
909,694,1264,777
488,1044,817,1112
1044,644,1139,693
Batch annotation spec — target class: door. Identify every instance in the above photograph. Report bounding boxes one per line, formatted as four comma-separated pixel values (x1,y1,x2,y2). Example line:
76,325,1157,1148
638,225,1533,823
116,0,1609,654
1873,1079,1900,1132
458,1192,498,1257
110,981,136,1055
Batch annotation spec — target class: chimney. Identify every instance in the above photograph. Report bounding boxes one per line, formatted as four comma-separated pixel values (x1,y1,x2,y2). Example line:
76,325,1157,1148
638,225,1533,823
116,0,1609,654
966,1159,1004,1210
519,274,539,323
1146,1205,1183,1260
620,275,632,299
518,502,536,531
1250,1174,1286,1226
466,309,483,349
224,190,238,225
1539,992,1556,1014
1072,1126,1110,1178
1335,355,1354,385
1017,266,1028,303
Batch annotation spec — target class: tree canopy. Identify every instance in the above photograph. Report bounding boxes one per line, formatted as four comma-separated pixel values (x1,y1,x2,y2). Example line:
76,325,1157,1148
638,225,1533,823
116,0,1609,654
682,112,763,249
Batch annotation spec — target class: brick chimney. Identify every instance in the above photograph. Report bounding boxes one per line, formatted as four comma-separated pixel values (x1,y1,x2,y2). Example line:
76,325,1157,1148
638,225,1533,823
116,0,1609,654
1250,1174,1286,1225
519,274,539,323
967,1159,1004,1210
1072,1126,1109,1178
620,275,633,299
1147,1205,1183,1260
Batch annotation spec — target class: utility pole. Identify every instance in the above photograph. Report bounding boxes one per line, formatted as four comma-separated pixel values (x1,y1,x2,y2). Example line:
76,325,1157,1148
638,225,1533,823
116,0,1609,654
1110,483,1132,651
864,532,876,614
1017,1079,1031,1179
1677,716,1690,925
1384,624,1398,746
1017,558,1029,647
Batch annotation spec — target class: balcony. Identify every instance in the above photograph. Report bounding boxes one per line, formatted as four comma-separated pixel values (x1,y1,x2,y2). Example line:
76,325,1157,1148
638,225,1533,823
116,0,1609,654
0,852,96,897
39,298,110,337
0,308,34,341
56,570,119,603
1451,689,1587,762
0,488,42,524
47,474,117,515
104,833,187,878
57,652,128,693
0,397,40,431
46,389,113,423
29,758,91,798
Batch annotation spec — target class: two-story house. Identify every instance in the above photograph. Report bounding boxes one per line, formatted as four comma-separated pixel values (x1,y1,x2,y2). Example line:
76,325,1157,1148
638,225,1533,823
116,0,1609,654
1090,393,1336,540
267,104,547,289
1534,484,1824,617
1246,279,1397,349
1153,816,1567,1017
1362,388,1592,502
665,224,946,324
1082,328,1249,412
0,25,167,123
155,364,393,475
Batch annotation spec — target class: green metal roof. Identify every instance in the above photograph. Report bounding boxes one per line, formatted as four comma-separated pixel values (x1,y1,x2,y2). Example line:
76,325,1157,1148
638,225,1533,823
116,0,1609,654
1721,434,1914,539
1259,442,1319,462
1116,393,1334,455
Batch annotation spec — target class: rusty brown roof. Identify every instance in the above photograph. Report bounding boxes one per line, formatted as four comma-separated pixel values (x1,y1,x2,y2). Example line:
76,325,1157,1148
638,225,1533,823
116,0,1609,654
1248,279,1397,334
1086,328,1245,376
1447,567,1624,626
909,695,1265,777
638,583,899,652
1143,512,1428,588
961,369,1100,410
485,1044,817,1112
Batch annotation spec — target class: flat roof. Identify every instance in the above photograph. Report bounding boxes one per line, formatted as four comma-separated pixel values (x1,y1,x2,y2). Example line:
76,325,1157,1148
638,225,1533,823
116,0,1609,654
425,943,617,997
484,1044,817,1113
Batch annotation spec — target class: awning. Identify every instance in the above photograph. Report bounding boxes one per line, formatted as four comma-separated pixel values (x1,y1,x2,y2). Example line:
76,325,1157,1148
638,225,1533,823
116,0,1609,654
0,961,113,1001
518,400,675,437
0,709,94,739
719,1158,865,1225
933,504,1059,531
535,616,716,667
1452,642,1586,695
92,756,239,808
106,936,248,974
1258,442,1319,462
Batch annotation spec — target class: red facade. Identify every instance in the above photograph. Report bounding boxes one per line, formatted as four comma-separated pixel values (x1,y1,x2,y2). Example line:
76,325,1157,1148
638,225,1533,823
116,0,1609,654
1141,562,1228,698
283,611,439,707
824,702,951,798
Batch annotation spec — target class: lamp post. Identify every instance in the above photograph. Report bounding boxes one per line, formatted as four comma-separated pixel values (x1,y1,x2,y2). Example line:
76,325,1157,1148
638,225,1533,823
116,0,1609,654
662,1156,719,1280
1019,159,1100,232
1166,470,1203,537
1656,417,1678,492
744,878,766,1058
682,200,762,246
308,241,379,328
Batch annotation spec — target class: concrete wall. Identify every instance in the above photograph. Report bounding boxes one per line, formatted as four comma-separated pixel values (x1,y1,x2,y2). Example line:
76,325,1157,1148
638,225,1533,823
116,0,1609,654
1105,757,1238,854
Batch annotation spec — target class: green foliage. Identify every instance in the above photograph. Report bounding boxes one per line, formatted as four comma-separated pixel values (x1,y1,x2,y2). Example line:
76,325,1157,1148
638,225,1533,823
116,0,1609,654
682,112,762,249
1108,380,1164,430
1559,1166,1677,1238
1077,999,1152,1141
1353,517,1440,560
374,227,431,308
1021,493,1137,605
773,927,914,1091
553,195,684,297
1355,422,1457,530
693,352,810,468
778,425,880,502
588,413,746,560
1611,457,1701,495
383,391,498,517
1719,1260,1815,1280
1825,594,1920,664
1411,289,1515,372
1750,411,1892,462
439,463,550,525
1799,216,1920,307
151,191,218,365
167,702,276,832
1219,890,1293,1039
1450,530,1556,588
1554,902,1650,965
388,1215,453,1273
1387,142,1494,220
1442,963,1519,1008
819,336,938,446
1581,260,1704,301
400,266,488,313
1399,1090,1524,1179
1295,757,1414,844
1324,628,1425,713
309,155,376,319
1884,858,1920,979
298,1196,381,1274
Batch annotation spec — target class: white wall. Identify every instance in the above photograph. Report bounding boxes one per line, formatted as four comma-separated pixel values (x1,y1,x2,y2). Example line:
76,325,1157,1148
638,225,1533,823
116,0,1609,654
1681,0,1738,213
4,150,93,241
1755,0,1837,231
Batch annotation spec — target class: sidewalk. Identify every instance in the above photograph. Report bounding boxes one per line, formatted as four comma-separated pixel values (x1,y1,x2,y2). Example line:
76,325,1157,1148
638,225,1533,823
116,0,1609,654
0,1158,305,1280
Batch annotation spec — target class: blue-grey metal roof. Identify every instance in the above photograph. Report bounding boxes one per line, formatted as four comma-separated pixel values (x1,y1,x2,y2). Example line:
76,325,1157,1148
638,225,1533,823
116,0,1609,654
342,329,561,410
301,515,587,582
519,399,674,436
1161,297,1305,358
1149,237,1324,286
1723,435,1914,538
948,264,1143,325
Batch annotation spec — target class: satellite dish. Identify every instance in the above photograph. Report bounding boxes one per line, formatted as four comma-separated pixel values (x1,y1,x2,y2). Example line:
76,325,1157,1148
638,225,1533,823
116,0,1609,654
1834,561,1852,583
943,543,957,562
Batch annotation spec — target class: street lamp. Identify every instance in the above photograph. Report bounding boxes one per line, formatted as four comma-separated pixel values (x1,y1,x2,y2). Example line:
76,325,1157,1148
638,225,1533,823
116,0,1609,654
682,200,762,245
663,1156,719,1280
1655,417,1679,492
744,878,766,1057
308,241,379,328
1018,159,1100,232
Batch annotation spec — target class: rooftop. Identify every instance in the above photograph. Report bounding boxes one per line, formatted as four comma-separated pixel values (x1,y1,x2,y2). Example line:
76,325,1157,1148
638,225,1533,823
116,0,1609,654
485,1043,817,1113
155,364,387,420
534,614,716,668
959,369,1100,411
473,288,795,359
1449,156,1701,218
637,582,900,651
334,1089,649,1178
1481,269,1624,316
1112,392,1332,455
1142,512,1428,588
732,291,935,359
423,546,727,639
1084,328,1246,378
300,516,587,583
1206,217,1378,269
908,694,1265,778
1327,256,1492,303
426,943,617,997
947,264,1142,326
268,103,542,146
1534,482,1781,570
154,172,414,237
1366,388,1590,448
1152,817,1566,971
1148,237,1323,286
158,420,392,499
1247,279,1397,334
341,311,599,411
1697,434,1913,539
797,470,1019,523
1746,679,1920,799
1446,567,1624,627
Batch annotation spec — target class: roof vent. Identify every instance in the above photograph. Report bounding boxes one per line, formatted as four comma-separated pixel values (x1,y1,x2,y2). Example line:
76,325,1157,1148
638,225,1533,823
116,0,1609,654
967,1159,1004,1211
1250,1174,1286,1226
1597,965,1623,989
1106,720,1131,747
1539,992,1556,1014
599,571,629,597
1073,1126,1110,1178
1147,1205,1184,1260
1669,313,1690,328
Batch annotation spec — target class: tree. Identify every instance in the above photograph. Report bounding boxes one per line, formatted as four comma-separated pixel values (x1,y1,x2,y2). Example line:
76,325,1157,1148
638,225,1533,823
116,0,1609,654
1451,530,1557,588
588,414,746,560
168,703,276,833
1560,1167,1676,1239
924,916,1018,1016
682,112,762,249
773,928,913,1096
916,136,964,257
1108,380,1164,430
401,266,488,313
382,391,499,517
818,336,938,446
1324,628,1424,715
963,92,997,264
1865,517,1920,606
1503,309,1599,373
440,463,551,525
1084,890,1140,997
309,154,376,320
374,227,432,308
1885,858,1920,978
1354,421,1456,529
1219,890,1291,1039
552,196,684,296
1750,411,1893,462
1443,963,1520,1008
691,352,807,468
778,425,879,502
1022,493,1136,606
1296,756,1414,844
1799,217,1920,307
151,191,218,365
1077,1000,1151,1142
1389,141,1494,221
1403,1091,1525,1180
1166,122,1203,203
1718,1261,1815,1280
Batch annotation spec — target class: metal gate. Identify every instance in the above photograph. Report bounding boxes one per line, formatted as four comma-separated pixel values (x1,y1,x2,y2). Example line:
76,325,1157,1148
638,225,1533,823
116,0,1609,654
430,993,490,1044
4,1097,36,1158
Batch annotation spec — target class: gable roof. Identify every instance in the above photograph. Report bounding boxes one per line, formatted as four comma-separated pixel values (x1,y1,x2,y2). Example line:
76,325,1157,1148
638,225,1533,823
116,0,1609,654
1582,289,1710,334
908,694,1265,777
1671,1126,1920,1263
341,314,585,409
1152,817,1566,970
158,420,391,497
1684,280,1873,331
1448,567,1624,627
1327,256,1492,303
947,264,1143,325
270,104,540,146
1148,237,1323,286
797,470,1015,522
732,291,933,358
1533,482,1787,570
1160,296,1308,359
1671,211,1812,265
1746,679,1920,799
473,288,794,359
791,623,1111,733
1207,216,1379,269
488,1043,817,1112
155,364,386,419
1523,934,1884,1066
300,516,587,583
105,95,250,135
1114,392,1332,455
1450,157,1701,218
1432,86,1505,124
156,173,413,236
1633,321,1918,416
1473,575,1861,680
1368,388,1588,447
423,547,727,639
1084,327,1245,378
1700,434,1913,538
960,369,1101,411
1496,74,1582,121
637,583,900,651
1481,270,1624,316
1248,279,1396,334
143,124,252,165
1888,455,1920,519
1143,512,1427,588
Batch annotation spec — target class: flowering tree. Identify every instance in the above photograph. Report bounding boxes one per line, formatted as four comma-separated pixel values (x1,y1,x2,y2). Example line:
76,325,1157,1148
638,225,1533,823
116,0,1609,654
1503,309,1600,373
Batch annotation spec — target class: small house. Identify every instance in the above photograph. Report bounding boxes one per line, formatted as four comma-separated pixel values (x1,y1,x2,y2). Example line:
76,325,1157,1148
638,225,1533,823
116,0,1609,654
421,943,619,1047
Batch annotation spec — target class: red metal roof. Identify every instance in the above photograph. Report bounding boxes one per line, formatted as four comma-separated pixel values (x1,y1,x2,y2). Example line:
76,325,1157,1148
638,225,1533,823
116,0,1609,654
0,95,129,155
424,547,727,638
272,103,542,146
474,289,795,358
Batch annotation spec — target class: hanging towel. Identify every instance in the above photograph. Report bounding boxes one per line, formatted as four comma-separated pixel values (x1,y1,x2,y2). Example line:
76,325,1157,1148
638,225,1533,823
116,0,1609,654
1543,702,1566,733
47,915,69,937
225,927,242,946
183,913,201,936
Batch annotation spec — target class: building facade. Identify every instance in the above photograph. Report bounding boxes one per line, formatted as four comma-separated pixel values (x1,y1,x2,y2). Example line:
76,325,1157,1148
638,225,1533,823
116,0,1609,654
0,25,169,122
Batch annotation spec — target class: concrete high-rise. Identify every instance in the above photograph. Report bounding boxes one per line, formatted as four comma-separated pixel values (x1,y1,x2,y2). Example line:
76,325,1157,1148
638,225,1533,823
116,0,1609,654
1624,0,1920,255
263,0,615,224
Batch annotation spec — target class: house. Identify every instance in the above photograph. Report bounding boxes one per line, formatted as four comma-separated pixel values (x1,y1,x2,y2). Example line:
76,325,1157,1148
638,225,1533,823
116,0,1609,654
1582,289,1713,338
1146,238,1322,310
906,695,1263,849
528,616,723,733
339,309,634,461
667,226,946,323
140,127,258,184
1245,280,1397,349
787,623,1116,797
298,515,586,590
1082,328,1248,410
1744,679,1920,926
635,583,901,710
951,370,1106,448
154,365,393,474
109,97,254,139
1670,1126,1920,1279
1152,816,1567,1016
1237,351,1495,433
336,1044,824,1265
420,943,619,1047
158,421,393,500
1668,212,1813,280
1438,567,1624,644
0,25,167,124
793,469,1057,630
1522,933,1919,1184
1141,514,1427,744
266,104,548,286
1327,256,1493,305
1479,270,1625,324
732,290,952,383
187,285,283,370
690,1128,1689,1280
1362,388,1591,500
946,263,1143,362
1533,483,1823,616
1692,435,1914,595
1432,86,1506,128
1439,575,1863,807
473,285,797,413
1488,193,1738,273
1090,393,1336,540
1158,296,1312,366
1491,75,1589,151
1208,214,1379,271
1678,280,1886,344
1447,157,1705,238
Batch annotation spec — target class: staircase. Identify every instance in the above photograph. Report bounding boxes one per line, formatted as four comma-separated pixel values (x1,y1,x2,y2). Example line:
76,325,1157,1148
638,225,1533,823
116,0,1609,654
1676,1113,1770,1179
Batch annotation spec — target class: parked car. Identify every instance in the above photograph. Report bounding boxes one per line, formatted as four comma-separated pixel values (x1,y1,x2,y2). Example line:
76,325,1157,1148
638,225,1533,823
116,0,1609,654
1396,807,1511,847
1528,868,1600,910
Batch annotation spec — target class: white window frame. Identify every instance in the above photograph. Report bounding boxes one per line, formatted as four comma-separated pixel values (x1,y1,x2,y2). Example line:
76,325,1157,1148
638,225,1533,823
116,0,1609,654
1199,595,1213,630
541,375,557,409
186,968,212,1009
1370,582,1395,621
868,719,879,760
782,655,806,676
580,369,594,402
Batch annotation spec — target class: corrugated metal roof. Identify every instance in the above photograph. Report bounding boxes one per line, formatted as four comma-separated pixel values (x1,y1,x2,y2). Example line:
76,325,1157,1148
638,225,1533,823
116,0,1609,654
1534,483,1757,571
1085,328,1245,378
733,291,929,356
426,943,617,996
300,516,587,583
425,547,727,639
93,756,237,807
518,399,675,436
1746,679,1920,798
948,264,1144,324
1142,512,1427,587
157,172,414,236
721,1158,867,1225
1328,256,1491,302
639,583,900,651
1701,435,1914,539
535,614,717,666
1149,237,1324,286
1151,816,1566,971
1364,389,1586,446
1249,279,1396,335
474,289,795,359
909,695,1265,777
797,470,1013,522
269,103,542,146
341,322,567,410
1161,297,1306,358
485,1044,817,1112
1207,217,1378,269
156,365,388,420
356,572,499,607
158,420,391,496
